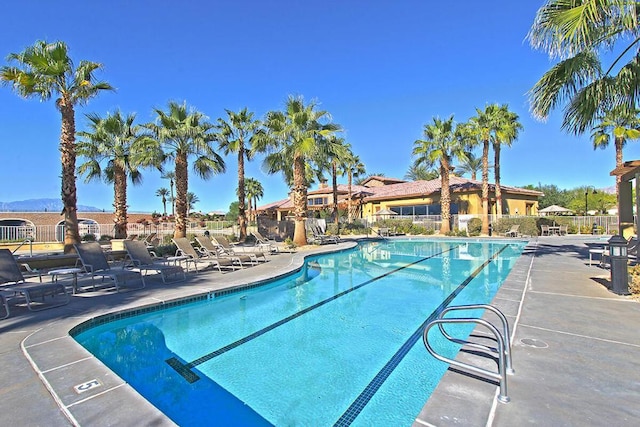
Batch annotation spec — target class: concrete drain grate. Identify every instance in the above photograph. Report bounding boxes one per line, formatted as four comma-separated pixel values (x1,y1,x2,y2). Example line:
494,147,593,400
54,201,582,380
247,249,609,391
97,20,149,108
520,338,548,348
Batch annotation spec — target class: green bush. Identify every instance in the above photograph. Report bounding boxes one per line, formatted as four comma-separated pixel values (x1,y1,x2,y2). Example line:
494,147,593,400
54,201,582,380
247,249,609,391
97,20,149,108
81,233,96,241
153,244,177,257
445,228,468,237
493,217,539,237
467,218,482,236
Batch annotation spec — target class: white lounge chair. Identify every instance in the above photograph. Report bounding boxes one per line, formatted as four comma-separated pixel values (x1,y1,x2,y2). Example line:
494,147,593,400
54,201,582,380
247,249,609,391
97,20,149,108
172,238,238,273
207,235,266,264
251,231,279,253
124,240,185,284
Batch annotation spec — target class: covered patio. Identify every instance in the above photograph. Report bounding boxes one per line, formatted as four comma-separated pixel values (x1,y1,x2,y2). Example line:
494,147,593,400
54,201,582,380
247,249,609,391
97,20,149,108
610,160,640,238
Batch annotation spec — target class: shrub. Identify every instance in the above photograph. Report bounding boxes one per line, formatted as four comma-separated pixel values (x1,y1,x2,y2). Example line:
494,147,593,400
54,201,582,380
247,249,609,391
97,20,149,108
467,218,482,236
153,244,177,258
98,235,112,241
493,217,539,237
81,233,96,241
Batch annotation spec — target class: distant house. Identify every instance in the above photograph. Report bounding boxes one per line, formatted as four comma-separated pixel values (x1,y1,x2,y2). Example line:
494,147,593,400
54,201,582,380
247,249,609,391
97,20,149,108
255,175,542,221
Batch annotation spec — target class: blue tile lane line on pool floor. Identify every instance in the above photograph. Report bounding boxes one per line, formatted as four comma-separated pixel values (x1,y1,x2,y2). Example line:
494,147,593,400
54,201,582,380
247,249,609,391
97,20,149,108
332,244,510,427
165,244,462,383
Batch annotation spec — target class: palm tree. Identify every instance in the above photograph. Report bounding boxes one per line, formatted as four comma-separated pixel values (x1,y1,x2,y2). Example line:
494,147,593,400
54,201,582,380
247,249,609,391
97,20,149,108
591,106,640,198
216,108,262,241
319,136,351,226
455,152,485,181
1,40,113,252
413,116,466,234
77,111,159,239
145,101,225,238
245,177,264,222
161,171,176,217
492,105,523,219
528,1,640,134
256,95,341,246
156,188,169,216
404,161,439,181
470,104,504,235
186,192,199,217
344,154,366,223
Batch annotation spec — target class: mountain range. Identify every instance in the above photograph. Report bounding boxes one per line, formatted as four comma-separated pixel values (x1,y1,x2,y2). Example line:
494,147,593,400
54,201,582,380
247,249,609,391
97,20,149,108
0,198,103,212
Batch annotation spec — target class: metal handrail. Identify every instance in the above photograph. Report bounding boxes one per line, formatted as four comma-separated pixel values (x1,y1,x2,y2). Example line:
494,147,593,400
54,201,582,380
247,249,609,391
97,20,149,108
423,305,514,404
438,304,514,375
11,237,33,256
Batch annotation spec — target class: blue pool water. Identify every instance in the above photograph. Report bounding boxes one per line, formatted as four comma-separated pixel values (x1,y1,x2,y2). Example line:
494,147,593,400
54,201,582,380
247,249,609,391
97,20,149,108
74,239,525,426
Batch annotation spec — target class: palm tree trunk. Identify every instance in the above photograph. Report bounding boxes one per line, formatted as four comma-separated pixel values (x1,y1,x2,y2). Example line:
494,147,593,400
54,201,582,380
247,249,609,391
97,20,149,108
59,103,81,253
237,147,248,242
113,164,128,239
494,142,503,220
162,196,167,217
440,158,451,234
347,171,353,223
481,140,490,236
174,153,188,238
615,136,624,218
332,161,339,226
292,153,308,246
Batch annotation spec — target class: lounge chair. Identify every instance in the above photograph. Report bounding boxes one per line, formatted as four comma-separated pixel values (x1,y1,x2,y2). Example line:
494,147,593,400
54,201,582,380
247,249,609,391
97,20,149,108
208,235,267,264
74,242,144,292
0,249,69,312
505,224,520,237
309,225,340,245
194,236,252,267
172,238,237,273
251,231,279,253
143,232,160,248
124,240,185,284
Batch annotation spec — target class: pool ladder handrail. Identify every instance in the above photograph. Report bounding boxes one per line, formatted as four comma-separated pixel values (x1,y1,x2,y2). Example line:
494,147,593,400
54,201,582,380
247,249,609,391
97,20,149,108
423,304,514,403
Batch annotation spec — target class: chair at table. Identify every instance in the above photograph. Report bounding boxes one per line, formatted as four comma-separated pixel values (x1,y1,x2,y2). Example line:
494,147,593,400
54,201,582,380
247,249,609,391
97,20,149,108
0,249,69,313
541,225,550,236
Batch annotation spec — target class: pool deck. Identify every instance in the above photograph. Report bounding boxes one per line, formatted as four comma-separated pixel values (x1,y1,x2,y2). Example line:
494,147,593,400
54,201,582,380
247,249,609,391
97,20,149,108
1,236,638,426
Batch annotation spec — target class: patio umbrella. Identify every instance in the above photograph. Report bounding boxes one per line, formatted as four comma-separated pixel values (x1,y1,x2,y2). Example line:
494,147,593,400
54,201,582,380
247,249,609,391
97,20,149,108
539,205,574,216
375,208,397,217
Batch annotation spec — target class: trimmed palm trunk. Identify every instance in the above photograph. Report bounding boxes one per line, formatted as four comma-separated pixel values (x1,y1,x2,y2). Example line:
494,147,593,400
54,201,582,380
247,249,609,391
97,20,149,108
347,171,353,223
292,153,308,246
494,142,503,219
174,153,189,238
113,163,128,239
481,140,490,236
332,161,339,226
440,156,451,234
60,102,81,253
237,148,248,241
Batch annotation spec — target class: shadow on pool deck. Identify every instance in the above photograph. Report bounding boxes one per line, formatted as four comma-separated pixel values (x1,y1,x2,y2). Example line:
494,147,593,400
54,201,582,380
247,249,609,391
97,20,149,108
1,236,639,426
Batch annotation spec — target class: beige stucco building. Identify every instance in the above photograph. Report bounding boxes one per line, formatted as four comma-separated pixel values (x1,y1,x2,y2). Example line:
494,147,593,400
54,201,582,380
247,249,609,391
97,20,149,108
256,175,542,222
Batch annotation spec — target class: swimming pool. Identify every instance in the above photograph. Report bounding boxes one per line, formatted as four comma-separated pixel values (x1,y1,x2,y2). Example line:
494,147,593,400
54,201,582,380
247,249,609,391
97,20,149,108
73,239,525,426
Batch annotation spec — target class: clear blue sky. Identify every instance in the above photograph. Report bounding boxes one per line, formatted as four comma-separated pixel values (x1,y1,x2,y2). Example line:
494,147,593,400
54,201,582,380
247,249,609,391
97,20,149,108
1,1,635,213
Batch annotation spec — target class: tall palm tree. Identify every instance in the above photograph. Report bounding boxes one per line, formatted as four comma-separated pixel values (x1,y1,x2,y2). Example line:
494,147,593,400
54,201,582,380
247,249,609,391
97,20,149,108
1,40,113,252
161,171,176,216
77,111,159,239
492,105,523,219
245,177,264,222
186,192,199,217
413,116,466,234
404,161,439,181
470,104,504,235
455,152,485,181
145,101,225,238
528,1,640,134
156,188,169,216
591,106,640,197
319,136,351,226
344,154,366,223
216,108,262,241
255,95,341,246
